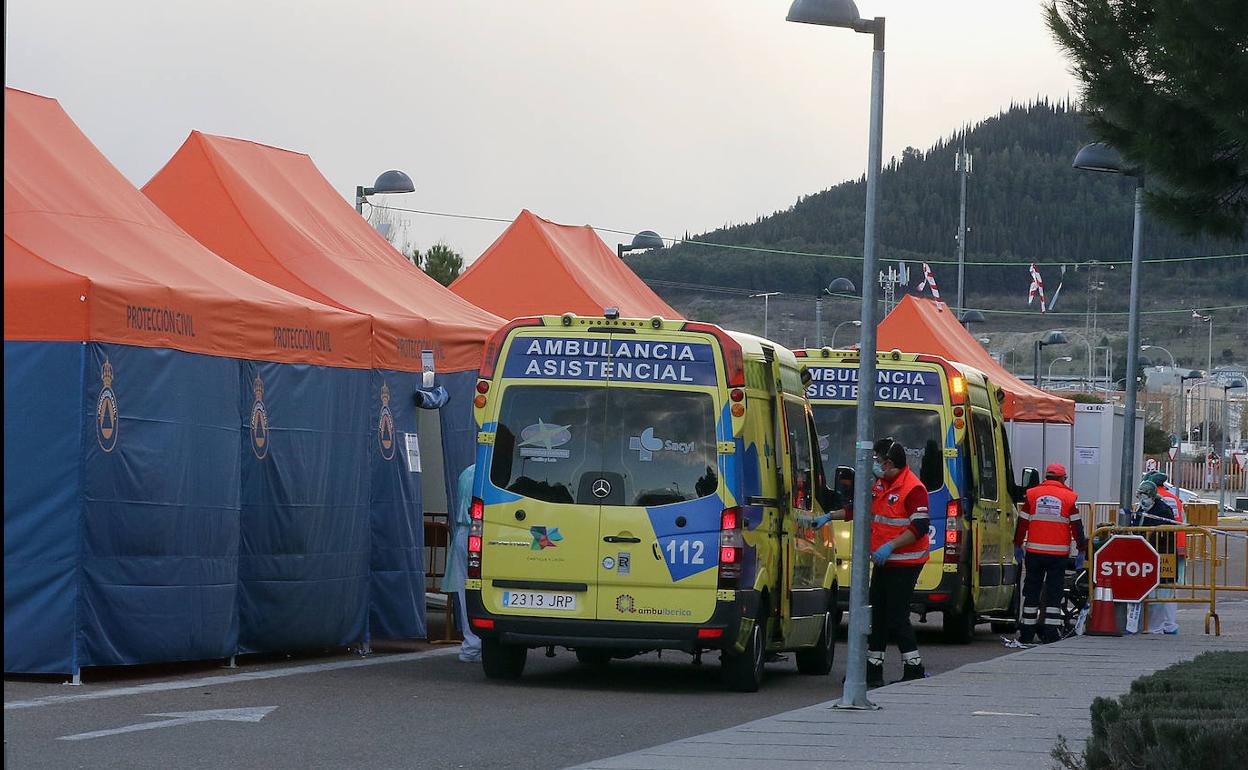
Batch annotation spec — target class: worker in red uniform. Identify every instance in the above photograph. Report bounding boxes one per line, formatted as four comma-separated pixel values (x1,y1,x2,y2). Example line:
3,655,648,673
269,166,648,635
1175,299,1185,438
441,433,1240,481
1015,463,1087,644
804,438,930,683
864,437,930,684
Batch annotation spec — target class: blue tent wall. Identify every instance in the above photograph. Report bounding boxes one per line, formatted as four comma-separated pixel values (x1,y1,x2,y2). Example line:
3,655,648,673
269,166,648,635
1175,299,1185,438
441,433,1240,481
77,343,242,667
368,369,427,640
3,341,84,674
237,360,371,653
4,343,436,672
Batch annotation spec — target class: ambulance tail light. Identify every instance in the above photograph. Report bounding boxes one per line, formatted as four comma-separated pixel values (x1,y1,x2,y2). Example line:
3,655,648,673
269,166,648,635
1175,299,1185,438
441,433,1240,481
943,499,962,562
682,321,745,387
477,317,542,379
718,506,744,588
697,627,724,640
467,497,484,579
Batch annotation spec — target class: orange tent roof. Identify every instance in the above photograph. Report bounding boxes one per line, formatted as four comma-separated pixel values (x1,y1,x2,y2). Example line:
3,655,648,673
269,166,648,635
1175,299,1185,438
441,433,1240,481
450,210,681,321
142,132,502,373
3,89,371,367
877,295,1074,424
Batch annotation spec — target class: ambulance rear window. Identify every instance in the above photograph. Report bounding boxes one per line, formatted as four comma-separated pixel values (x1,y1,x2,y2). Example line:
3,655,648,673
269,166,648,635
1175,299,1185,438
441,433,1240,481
811,405,944,492
490,385,718,507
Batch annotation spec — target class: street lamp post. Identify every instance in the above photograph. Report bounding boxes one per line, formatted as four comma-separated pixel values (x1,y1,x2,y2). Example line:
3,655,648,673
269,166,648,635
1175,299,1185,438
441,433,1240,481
1180,370,1202,454
1141,344,1175,369
1047,355,1073,389
1032,330,1068,387
748,292,782,338
817,277,857,347
617,230,665,260
1074,142,1145,522
831,320,862,349
787,0,886,710
355,169,416,215
1220,380,1245,512
960,309,986,331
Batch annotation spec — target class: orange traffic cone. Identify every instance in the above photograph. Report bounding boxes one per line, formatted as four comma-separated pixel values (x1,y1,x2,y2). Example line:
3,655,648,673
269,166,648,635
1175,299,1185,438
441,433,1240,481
1085,586,1122,637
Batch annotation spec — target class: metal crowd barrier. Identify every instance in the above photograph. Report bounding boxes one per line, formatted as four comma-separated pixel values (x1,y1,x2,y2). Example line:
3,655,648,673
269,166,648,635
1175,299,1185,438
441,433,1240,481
1088,523,1248,636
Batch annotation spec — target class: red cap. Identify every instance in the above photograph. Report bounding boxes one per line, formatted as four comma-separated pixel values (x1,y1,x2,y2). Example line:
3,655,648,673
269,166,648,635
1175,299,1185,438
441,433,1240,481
1045,463,1067,478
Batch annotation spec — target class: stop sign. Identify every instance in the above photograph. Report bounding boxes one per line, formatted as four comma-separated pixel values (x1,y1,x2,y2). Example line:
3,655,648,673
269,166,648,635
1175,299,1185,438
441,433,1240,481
1095,535,1160,603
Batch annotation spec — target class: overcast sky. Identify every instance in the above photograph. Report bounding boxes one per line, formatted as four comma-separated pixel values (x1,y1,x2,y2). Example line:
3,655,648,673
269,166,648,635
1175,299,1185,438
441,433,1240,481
7,1,1078,262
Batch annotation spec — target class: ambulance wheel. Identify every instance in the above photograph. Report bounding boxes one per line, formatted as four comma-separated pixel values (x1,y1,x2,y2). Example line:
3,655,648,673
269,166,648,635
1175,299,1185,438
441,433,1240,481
942,598,976,645
796,608,836,675
575,649,612,668
481,639,527,680
722,609,767,692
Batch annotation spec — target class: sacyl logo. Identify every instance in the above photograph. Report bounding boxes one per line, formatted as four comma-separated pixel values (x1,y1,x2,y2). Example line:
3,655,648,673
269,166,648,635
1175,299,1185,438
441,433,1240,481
628,427,695,461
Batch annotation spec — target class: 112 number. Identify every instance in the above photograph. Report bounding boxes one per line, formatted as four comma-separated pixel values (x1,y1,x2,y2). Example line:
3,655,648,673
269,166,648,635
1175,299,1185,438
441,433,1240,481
665,539,705,565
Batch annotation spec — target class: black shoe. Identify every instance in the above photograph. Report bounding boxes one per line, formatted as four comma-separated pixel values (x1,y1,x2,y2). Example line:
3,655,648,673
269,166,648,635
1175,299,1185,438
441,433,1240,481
901,662,926,681
866,663,884,687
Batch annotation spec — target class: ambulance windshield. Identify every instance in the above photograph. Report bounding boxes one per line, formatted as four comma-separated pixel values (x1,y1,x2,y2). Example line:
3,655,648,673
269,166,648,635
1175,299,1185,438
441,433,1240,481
491,385,718,506
811,405,945,492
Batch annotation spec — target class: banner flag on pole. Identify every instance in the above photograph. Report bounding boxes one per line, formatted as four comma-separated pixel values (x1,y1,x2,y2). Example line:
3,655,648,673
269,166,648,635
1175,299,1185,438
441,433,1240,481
1047,264,1066,311
916,262,940,300
1027,262,1046,313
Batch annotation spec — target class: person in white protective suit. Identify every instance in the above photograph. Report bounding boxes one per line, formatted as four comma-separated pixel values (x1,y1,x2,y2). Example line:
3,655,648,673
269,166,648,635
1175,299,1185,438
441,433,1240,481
442,465,482,661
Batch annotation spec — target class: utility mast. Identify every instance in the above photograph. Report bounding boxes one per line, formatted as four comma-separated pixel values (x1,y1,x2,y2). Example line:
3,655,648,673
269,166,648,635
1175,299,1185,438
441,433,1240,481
954,136,972,314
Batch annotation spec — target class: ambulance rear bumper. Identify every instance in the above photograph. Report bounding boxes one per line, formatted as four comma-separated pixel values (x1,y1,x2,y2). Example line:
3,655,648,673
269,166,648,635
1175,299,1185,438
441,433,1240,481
466,589,757,653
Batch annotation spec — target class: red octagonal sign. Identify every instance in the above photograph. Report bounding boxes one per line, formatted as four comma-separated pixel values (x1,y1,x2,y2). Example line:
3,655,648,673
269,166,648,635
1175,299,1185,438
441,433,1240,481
1095,534,1160,603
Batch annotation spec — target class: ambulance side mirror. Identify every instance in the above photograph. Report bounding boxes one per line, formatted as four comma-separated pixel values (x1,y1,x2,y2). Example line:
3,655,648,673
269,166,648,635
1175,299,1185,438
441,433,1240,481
1020,467,1041,491
834,465,854,512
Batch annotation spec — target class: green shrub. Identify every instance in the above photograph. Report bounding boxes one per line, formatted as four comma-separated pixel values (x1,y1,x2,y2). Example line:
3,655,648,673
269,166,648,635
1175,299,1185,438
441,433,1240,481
1054,651,1248,769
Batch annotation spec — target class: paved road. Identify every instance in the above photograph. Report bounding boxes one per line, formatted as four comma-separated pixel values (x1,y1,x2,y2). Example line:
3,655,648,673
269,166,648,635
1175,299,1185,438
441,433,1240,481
4,616,1013,770
572,598,1248,770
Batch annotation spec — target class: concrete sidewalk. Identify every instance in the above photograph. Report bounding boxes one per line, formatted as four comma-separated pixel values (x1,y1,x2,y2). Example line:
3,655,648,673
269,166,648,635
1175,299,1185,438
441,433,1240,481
571,600,1248,770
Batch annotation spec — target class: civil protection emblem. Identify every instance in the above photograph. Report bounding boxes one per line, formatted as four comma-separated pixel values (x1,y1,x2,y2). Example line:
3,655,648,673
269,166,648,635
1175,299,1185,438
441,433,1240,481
95,358,119,452
378,382,396,460
250,374,269,459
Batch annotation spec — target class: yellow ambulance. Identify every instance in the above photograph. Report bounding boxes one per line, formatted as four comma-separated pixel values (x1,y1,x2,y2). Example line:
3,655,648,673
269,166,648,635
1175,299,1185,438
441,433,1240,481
465,312,839,691
796,348,1025,643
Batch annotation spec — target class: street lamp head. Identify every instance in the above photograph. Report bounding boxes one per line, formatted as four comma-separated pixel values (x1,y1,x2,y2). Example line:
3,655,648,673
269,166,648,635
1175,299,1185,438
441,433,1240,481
1072,142,1141,178
786,0,861,28
629,230,665,251
827,277,856,295
849,320,862,328
370,169,415,195
1057,356,1073,363
1040,330,1068,346
960,309,986,324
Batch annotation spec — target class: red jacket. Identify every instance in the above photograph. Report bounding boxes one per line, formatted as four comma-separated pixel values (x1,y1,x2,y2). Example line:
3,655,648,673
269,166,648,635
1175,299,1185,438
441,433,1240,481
1016,479,1086,555
870,467,930,566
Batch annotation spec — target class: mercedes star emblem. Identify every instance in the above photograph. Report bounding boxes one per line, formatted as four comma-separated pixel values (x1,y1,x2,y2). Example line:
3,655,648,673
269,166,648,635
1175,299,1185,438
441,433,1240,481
592,479,612,498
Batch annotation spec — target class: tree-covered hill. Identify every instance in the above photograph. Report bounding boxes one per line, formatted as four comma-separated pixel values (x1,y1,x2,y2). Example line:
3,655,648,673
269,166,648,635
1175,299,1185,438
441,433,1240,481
628,100,1247,301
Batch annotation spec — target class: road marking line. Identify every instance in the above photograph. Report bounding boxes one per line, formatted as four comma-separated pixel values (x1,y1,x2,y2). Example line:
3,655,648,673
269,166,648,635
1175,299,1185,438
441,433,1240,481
58,706,277,741
972,710,1039,717
6,647,459,711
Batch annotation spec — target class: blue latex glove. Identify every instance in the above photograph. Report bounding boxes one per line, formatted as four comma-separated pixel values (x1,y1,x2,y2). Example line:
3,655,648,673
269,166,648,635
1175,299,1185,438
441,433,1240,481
810,513,832,529
1074,552,1086,571
870,543,894,566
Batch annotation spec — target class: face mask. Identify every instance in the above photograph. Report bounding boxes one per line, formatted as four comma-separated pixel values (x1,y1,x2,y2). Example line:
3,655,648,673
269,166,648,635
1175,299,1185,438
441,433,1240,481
1137,495,1151,509
872,461,886,479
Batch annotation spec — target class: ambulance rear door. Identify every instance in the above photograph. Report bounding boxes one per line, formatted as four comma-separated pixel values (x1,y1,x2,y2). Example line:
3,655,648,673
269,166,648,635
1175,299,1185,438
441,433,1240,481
595,331,725,624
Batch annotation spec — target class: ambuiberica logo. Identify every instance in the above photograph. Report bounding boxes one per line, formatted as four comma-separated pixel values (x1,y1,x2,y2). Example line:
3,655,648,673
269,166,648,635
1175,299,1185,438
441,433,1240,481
613,594,692,617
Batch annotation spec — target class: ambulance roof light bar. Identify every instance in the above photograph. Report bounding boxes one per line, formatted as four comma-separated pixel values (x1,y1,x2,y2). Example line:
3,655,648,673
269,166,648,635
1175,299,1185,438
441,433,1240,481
604,307,621,320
